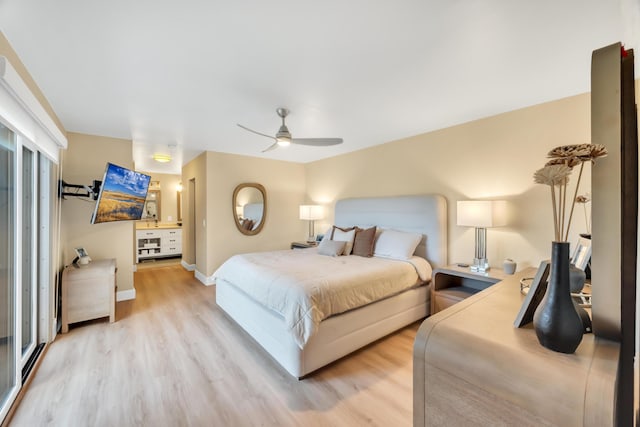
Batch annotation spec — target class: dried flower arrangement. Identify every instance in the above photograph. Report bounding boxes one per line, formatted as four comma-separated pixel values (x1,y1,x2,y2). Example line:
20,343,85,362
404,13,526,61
575,193,591,234
533,144,607,241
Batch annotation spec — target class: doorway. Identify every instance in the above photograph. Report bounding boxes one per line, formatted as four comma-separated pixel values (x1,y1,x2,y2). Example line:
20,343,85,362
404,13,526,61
188,178,196,266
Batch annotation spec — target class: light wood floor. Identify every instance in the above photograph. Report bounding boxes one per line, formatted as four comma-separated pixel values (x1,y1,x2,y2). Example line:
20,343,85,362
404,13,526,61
9,265,419,426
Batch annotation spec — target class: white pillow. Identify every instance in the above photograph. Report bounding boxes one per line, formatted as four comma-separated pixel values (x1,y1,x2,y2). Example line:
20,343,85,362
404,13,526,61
320,227,333,242
331,226,356,255
317,239,346,257
373,229,422,260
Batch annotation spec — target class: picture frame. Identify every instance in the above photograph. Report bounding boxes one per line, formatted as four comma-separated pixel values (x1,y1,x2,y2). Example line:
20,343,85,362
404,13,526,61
74,247,89,259
571,237,592,271
514,260,550,328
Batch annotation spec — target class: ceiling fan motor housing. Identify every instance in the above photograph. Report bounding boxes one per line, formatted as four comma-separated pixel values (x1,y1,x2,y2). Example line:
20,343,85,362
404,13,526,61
276,125,291,145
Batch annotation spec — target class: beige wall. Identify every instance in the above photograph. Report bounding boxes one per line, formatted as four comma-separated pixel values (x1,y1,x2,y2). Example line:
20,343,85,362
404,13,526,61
205,152,306,276
61,133,136,292
181,151,306,278
306,93,593,271
181,152,207,271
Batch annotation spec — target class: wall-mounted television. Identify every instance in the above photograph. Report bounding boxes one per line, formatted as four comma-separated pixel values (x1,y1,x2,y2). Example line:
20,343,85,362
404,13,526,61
90,163,151,224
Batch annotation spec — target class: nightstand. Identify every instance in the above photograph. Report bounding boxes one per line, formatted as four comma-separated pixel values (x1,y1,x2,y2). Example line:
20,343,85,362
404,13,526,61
290,241,318,249
431,265,509,314
61,258,117,333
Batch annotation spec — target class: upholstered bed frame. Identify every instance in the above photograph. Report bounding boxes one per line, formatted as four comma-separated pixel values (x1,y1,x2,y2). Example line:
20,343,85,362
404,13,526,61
215,194,448,378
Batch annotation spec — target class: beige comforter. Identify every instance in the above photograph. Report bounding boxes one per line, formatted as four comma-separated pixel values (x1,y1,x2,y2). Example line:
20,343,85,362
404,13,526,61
213,248,431,348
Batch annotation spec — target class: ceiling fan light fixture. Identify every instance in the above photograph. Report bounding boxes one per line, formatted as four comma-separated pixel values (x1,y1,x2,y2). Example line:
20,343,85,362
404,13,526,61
276,137,291,147
153,153,172,163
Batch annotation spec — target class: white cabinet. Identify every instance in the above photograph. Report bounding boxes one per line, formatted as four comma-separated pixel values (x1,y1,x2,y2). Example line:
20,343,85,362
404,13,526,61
136,228,182,262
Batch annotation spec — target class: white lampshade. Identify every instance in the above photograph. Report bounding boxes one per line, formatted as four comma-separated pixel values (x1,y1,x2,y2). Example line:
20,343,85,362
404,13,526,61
457,201,507,228
299,205,324,221
235,205,244,218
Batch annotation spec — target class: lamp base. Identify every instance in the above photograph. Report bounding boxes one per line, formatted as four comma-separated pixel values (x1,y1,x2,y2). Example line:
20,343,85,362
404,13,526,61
470,258,490,273
306,221,316,244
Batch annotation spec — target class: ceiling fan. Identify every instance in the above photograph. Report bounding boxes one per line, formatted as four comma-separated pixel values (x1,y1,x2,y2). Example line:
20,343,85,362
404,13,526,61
237,108,343,152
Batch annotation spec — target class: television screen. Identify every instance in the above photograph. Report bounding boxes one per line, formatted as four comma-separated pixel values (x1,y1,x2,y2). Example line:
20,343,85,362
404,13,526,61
90,163,151,224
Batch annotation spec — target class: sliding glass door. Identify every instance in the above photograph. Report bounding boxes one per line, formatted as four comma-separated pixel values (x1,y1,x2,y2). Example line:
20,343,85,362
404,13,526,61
21,145,37,362
0,124,17,421
0,128,48,421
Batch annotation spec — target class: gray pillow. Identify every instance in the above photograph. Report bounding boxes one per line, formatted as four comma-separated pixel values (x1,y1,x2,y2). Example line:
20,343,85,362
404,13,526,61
352,226,377,257
318,239,346,257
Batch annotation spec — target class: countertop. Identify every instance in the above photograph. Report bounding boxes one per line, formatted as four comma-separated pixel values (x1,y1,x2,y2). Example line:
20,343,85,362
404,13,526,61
136,223,182,230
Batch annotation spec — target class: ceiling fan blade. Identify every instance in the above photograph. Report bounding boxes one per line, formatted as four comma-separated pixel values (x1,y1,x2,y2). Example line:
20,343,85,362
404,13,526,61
261,141,279,152
291,138,343,147
237,124,276,140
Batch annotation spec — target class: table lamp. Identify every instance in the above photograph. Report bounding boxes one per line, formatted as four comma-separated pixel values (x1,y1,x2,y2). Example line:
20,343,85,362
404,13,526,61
299,205,324,243
457,200,506,272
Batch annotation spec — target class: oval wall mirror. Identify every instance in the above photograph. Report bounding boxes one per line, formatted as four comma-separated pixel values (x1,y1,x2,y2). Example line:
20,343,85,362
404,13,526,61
232,183,267,236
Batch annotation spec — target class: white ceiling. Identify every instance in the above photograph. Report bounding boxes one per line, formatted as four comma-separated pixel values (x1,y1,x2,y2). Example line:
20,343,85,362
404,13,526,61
0,1,633,171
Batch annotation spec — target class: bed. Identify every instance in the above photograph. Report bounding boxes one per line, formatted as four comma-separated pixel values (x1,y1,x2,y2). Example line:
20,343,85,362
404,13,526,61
214,194,447,378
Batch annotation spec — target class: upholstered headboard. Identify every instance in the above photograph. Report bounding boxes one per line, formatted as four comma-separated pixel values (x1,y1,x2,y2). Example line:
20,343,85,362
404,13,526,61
334,194,448,268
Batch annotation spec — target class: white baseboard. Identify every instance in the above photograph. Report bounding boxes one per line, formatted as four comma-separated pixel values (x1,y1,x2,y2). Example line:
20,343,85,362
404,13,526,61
132,264,137,272
181,260,196,271
51,317,57,341
195,269,215,286
117,288,137,301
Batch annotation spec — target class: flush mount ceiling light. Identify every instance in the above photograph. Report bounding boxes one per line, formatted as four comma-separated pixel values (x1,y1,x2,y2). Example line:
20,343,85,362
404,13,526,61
152,153,171,163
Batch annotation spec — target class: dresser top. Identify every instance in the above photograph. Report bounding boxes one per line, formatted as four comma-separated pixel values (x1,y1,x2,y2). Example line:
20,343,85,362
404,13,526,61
64,258,116,278
415,268,619,426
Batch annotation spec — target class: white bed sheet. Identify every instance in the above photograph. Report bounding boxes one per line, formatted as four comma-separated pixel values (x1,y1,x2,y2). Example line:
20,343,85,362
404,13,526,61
212,248,431,348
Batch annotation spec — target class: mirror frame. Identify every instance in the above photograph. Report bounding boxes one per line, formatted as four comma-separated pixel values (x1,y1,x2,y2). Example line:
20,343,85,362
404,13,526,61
232,183,267,236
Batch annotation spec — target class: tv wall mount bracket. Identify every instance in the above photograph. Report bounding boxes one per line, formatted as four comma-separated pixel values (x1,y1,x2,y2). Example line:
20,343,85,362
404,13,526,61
58,179,102,200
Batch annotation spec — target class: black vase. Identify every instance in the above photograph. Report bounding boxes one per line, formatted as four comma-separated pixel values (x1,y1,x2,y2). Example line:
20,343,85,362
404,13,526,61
533,241,584,353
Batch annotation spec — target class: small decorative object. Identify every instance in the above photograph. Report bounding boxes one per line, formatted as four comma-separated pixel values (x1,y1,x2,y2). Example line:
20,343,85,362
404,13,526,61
531,143,607,353
575,193,591,235
569,263,586,293
503,258,517,275
514,260,550,327
570,236,591,291
73,247,92,266
571,236,592,271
